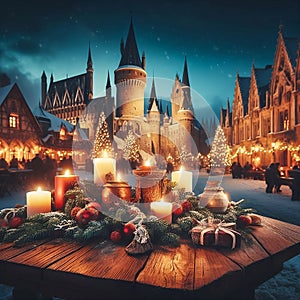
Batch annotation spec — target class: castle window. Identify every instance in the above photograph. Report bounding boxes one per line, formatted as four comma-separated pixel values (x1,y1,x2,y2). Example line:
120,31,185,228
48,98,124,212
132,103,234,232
9,114,18,128
279,110,289,131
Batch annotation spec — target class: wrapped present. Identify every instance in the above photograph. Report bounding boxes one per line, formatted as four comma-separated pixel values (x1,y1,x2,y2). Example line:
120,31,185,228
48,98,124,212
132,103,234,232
191,217,241,249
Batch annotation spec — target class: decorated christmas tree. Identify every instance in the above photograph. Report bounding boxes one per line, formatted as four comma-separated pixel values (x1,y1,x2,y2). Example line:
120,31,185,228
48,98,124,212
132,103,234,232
122,130,141,163
210,125,231,170
93,112,113,158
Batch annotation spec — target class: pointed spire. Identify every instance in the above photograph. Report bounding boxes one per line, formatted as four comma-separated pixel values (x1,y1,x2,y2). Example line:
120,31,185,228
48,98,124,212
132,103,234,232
118,18,142,67
182,56,190,86
87,42,93,69
147,77,159,113
106,71,111,89
142,51,146,70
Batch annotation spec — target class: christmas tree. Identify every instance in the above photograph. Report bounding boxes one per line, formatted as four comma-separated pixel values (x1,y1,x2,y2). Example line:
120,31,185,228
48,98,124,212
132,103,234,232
122,130,141,163
93,112,113,158
210,125,231,169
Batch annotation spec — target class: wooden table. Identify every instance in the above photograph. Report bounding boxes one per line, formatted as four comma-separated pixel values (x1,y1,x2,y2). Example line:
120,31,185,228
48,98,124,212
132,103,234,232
0,215,300,300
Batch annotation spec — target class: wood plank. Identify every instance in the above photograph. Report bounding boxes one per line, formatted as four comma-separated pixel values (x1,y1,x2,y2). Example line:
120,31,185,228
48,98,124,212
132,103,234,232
7,239,85,268
193,246,242,297
250,216,300,263
0,239,50,261
261,216,300,242
45,240,149,282
136,242,194,290
219,235,269,268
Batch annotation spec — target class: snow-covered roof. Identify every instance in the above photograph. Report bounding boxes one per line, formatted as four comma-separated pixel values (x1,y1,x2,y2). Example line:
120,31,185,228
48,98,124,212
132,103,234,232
0,84,14,106
33,104,74,133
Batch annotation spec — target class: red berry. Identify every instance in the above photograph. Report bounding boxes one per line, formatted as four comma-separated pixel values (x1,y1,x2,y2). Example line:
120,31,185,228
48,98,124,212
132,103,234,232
123,223,136,235
9,217,23,228
110,230,122,243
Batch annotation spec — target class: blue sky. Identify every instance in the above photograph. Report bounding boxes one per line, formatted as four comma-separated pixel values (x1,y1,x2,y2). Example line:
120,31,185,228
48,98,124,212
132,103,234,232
0,0,299,119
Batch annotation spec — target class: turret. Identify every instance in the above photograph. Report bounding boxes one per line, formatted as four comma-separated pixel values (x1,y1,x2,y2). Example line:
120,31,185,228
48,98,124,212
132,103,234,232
41,71,47,108
114,19,147,118
147,78,160,154
85,44,94,102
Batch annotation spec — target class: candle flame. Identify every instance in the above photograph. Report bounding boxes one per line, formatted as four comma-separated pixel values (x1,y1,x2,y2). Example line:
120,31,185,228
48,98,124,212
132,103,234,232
37,187,41,192
145,160,151,167
180,166,184,171
117,173,121,182
102,151,108,158
65,169,70,175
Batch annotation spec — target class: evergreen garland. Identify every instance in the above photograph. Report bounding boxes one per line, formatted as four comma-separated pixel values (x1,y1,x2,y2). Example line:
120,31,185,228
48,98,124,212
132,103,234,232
0,184,257,249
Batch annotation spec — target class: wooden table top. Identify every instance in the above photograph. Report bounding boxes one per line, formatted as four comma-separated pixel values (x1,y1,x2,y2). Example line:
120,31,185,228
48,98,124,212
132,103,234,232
0,215,300,300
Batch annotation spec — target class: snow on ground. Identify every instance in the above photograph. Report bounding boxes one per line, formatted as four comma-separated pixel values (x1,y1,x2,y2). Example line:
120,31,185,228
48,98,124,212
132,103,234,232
0,171,299,299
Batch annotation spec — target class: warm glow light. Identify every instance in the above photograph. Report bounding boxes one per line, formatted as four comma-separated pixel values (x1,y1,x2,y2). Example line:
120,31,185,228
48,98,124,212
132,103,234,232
65,169,70,176
102,151,108,158
145,160,151,167
180,166,184,171
37,187,41,192
117,173,121,181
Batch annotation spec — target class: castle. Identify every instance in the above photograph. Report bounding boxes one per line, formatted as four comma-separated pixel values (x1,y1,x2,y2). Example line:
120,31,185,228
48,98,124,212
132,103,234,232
41,20,208,167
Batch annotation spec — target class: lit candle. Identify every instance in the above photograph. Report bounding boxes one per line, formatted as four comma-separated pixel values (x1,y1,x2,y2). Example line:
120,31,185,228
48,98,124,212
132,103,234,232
93,152,116,185
171,166,193,192
26,187,51,218
150,200,172,224
55,170,79,211
139,159,152,171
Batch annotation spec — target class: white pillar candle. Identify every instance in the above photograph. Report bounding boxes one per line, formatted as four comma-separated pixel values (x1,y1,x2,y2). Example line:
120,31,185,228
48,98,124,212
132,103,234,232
150,201,172,224
26,187,51,218
171,167,193,192
93,157,116,185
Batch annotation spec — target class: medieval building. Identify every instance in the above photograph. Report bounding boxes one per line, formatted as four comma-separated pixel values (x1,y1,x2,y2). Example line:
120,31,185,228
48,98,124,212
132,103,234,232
0,83,74,164
221,26,300,170
42,19,208,167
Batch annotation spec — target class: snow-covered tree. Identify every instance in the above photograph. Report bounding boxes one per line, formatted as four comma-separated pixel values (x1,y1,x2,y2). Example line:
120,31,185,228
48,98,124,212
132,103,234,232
210,125,231,168
122,130,140,162
93,112,113,158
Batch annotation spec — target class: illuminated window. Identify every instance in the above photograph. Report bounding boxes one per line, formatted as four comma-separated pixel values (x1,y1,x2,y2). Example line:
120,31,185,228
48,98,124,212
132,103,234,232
9,114,18,128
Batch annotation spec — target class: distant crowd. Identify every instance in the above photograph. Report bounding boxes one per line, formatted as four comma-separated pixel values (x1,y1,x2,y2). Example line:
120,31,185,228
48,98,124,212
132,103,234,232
0,154,75,189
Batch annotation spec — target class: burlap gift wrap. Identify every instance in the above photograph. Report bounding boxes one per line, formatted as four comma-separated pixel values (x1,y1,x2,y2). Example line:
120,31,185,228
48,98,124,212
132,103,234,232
191,218,241,249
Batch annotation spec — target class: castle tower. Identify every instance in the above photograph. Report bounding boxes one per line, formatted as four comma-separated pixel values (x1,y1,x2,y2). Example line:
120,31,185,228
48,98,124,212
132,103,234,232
177,109,194,155
147,78,160,154
177,58,194,154
85,44,94,102
41,70,47,107
171,73,182,122
114,19,147,119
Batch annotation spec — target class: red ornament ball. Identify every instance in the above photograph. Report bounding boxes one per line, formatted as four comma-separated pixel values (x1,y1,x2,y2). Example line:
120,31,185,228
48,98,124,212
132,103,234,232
8,216,23,228
172,202,184,216
110,230,122,243
123,223,136,235
181,200,192,212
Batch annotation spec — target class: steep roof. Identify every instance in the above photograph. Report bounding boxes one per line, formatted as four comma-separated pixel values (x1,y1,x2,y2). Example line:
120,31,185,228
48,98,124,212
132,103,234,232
254,66,272,108
283,36,300,67
0,83,14,105
182,57,190,86
118,19,142,68
47,73,88,103
33,104,74,133
147,78,159,113
237,76,251,114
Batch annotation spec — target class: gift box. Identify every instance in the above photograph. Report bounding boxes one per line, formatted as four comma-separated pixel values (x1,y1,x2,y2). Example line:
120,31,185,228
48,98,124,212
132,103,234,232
191,219,241,249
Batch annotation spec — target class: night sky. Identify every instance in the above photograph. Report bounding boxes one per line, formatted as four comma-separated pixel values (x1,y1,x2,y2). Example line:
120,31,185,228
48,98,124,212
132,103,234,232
1,0,299,119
